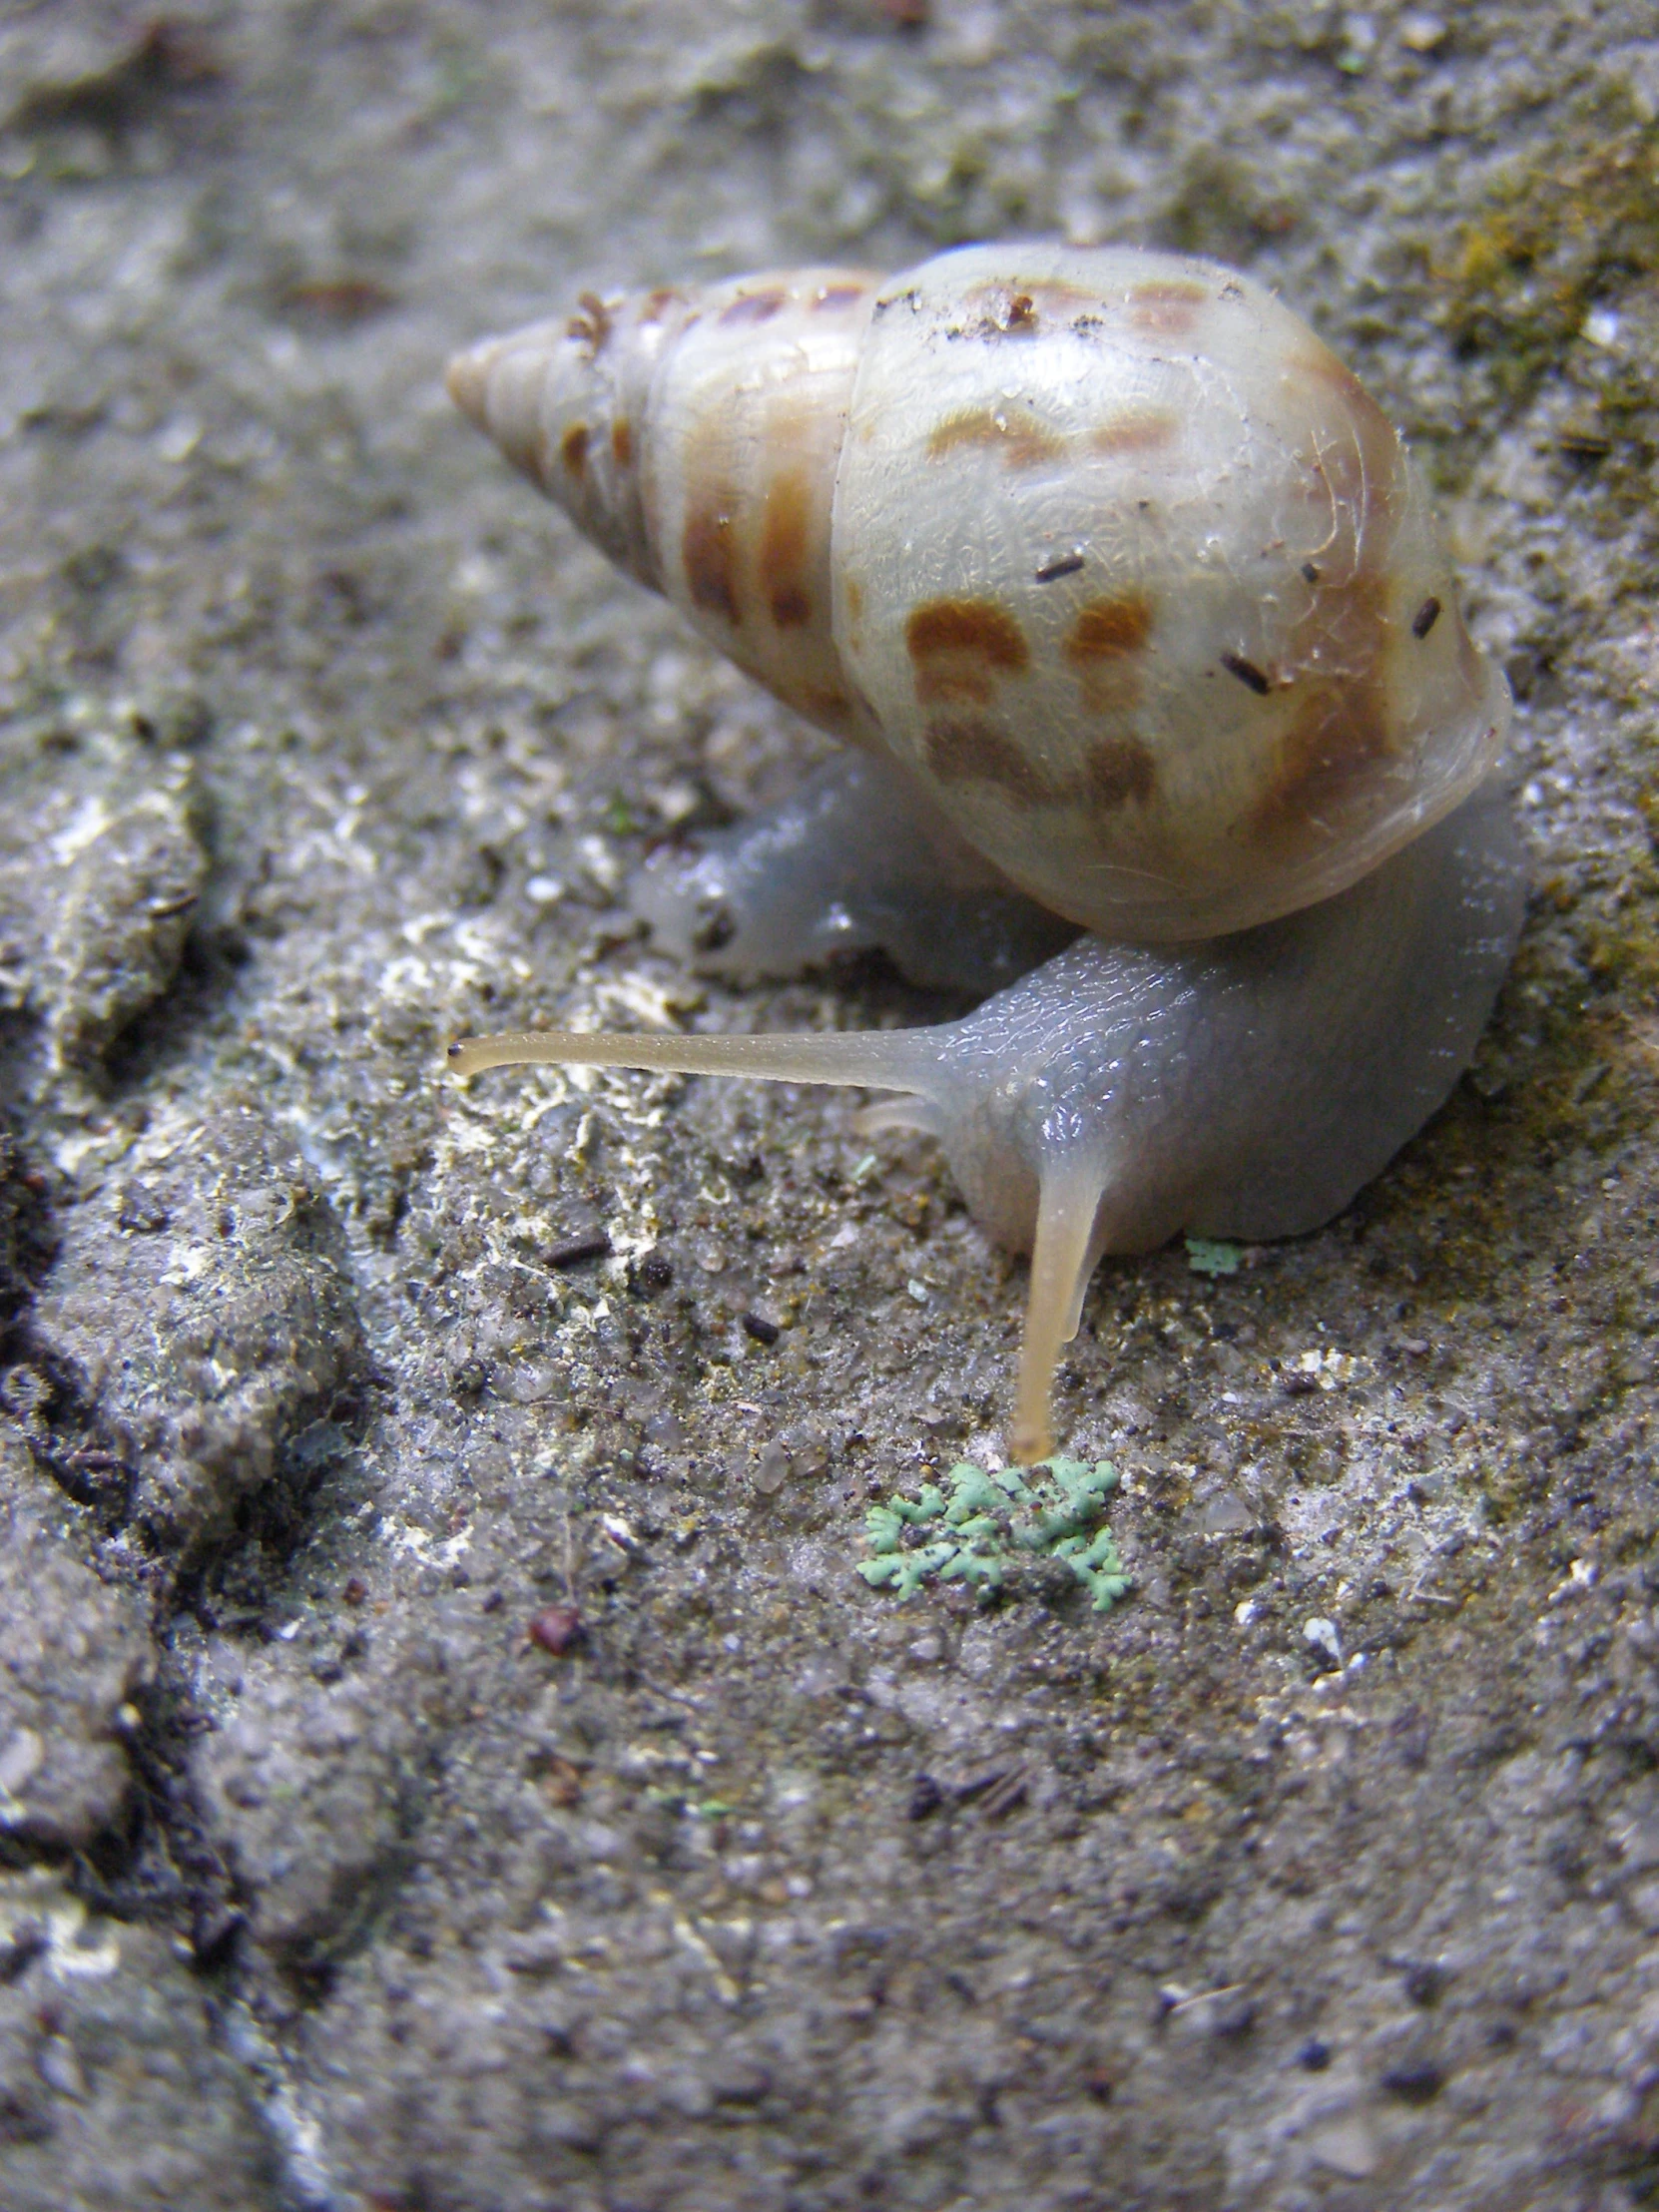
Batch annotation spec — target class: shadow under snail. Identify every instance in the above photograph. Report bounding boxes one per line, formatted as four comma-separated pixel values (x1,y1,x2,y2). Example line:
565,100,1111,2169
444,243,1523,1463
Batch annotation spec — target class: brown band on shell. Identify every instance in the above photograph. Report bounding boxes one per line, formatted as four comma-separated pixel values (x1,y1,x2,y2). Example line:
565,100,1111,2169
610,417,634,468
1064,594,1154,664
926,407,1065,467
963,276,1102,315
719,287,790,326
1081,736,1157,813
682,496,742,627
567,292,613,357
923,717,1054,807
758,467,814,629
812,283,867,312
1248,676,1392,844
922,720,1156,818
560,422,590,479
906,599,1029,671
1089,410,1180,455
915,667,995,705
1126,280,1208,335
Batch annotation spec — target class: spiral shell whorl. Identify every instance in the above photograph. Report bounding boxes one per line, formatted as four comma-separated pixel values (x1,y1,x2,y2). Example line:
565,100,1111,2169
449,269,881,744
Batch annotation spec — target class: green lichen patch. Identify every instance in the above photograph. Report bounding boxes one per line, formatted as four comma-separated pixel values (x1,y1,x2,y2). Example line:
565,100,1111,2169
1185,1235,1242,1278
859,1458,1132,1612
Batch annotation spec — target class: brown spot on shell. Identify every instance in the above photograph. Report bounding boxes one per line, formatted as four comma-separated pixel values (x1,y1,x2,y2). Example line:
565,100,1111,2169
639,287,684,325
1080,736,1157,813
611,417,634,468
568,291,613,356
813,282,866,312
1249,678,1392,844
965,276,1100,317
923,718,1052,806
769,587,812,627
682,497,742,626
759,467,814,629
1064,595,1153,664
561,422,590,478
720,286,790,326
926,407,1064,468
1089,410,1180,456
844,577,864,622
906,599,1029,672
915,667,994,706
1127,279,1208,335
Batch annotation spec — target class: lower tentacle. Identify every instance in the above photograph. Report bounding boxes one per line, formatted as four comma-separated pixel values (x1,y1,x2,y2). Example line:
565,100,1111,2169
1009,1149,1112,1465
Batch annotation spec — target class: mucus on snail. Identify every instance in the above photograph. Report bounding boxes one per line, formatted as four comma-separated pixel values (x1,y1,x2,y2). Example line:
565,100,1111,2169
444,243,1523,1464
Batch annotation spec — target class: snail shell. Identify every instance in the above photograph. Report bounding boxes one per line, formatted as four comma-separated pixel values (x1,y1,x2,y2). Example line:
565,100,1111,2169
447,244,1507,941
446,245,1523,1463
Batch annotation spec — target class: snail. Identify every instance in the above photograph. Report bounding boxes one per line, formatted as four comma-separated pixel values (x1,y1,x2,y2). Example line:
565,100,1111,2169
444,243,1523,1464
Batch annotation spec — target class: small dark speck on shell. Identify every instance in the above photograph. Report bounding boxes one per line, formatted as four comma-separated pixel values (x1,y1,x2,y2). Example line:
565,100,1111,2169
1411,595,1442,639
743,1311,781,1346
1221,651,1273,696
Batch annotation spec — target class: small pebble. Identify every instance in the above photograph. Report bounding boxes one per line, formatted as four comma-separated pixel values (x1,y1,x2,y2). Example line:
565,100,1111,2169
1304,1616,1343,1669
753,1441,791,1495
548,1231,611,1269
907,1773,943,1821
1382,2059,1444,2105
528,1604,582,1656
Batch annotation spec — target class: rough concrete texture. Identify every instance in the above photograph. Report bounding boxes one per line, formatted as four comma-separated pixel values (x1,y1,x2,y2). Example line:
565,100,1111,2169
0,3,1658,2208
0,1867,278,2206
0,1431,152,1850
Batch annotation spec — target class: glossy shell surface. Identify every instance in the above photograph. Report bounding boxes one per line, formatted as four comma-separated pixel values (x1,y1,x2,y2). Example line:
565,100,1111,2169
449,241,1510,943
830,244,1507,939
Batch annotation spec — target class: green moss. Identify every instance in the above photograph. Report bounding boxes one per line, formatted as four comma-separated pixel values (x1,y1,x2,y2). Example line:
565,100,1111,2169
1186,1236,1242,1278
1443,118,1659,409
859,1458,1132,1612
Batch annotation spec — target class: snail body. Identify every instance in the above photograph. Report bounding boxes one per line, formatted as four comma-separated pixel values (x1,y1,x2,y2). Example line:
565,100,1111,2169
446,244,1522,1462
